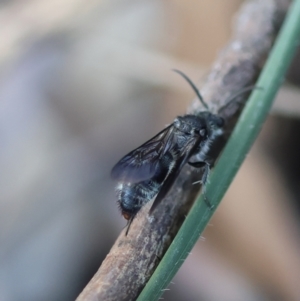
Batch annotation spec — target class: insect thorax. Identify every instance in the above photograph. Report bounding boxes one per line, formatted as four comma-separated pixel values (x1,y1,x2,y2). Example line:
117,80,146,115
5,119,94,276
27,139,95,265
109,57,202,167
174,115,206,135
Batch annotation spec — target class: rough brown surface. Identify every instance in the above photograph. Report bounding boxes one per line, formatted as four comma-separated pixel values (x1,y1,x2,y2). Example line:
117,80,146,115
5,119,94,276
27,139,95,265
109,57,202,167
76,1,291,300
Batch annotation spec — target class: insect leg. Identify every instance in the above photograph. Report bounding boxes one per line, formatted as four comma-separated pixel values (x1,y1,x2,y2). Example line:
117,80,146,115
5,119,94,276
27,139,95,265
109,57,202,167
125,215,135,236
189,161,214,210
201,162,214,210
201,162,210,187
189,161,210,185
188,161,205,168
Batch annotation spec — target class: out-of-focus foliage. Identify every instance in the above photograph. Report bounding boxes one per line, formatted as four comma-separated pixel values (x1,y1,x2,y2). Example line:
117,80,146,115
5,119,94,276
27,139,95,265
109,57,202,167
0,1,300,301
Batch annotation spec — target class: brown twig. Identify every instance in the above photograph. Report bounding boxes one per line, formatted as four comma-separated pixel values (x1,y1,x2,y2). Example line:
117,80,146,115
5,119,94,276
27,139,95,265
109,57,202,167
76,1,291,300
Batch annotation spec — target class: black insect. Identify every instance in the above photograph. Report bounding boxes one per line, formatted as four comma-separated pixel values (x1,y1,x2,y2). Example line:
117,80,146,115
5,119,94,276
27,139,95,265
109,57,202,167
112,70,253,234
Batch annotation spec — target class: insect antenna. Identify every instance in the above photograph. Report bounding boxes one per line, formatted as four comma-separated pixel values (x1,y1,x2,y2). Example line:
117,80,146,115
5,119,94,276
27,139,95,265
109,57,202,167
218,85,262,115
173,69,209,110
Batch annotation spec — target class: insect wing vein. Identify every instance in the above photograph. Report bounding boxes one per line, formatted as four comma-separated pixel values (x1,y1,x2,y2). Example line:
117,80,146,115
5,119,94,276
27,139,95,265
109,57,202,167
111,124,174,183
150,135,202,212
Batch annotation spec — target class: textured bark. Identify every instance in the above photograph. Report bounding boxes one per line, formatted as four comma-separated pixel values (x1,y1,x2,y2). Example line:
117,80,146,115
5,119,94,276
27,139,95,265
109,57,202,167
76,1,291,300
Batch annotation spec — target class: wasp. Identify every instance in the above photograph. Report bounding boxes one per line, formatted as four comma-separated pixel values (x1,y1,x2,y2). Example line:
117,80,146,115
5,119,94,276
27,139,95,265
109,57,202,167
112,70,254,234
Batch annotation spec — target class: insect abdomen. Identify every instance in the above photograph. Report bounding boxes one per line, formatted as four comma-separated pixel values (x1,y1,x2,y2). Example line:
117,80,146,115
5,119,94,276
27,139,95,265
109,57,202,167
116,180,161,220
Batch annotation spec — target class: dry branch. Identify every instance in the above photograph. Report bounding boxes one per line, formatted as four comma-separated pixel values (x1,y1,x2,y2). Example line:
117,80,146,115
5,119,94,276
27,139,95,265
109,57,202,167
76,1,291,300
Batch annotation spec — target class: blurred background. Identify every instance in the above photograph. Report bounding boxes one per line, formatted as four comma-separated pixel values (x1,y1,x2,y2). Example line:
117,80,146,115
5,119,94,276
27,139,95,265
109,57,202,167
0,0,300,300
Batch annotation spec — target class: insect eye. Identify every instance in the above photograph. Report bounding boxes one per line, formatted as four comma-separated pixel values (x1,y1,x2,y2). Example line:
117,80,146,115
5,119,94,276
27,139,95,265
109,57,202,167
199,128,206,136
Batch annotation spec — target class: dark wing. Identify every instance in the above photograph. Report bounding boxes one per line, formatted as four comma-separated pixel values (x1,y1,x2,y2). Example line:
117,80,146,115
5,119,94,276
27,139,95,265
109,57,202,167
111,124,174,183
149,135,202,213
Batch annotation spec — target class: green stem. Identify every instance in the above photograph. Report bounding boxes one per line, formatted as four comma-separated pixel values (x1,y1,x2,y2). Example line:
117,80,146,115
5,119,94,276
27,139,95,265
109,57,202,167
137,0,300,300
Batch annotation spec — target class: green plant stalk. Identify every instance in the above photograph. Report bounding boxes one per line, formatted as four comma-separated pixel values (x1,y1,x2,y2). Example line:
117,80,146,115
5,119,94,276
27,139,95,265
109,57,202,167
137,0,300,300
